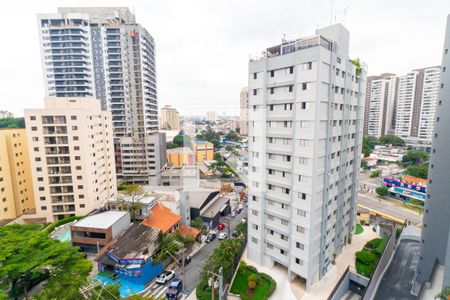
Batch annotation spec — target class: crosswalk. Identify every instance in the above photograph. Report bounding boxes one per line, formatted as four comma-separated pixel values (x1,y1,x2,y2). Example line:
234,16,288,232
142,280,170,298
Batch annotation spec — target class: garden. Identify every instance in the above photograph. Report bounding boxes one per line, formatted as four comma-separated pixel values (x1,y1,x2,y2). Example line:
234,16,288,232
355,235,389,278
229,261,276,300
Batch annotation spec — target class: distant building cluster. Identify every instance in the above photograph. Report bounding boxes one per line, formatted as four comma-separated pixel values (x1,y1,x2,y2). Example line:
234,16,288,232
0,110,13,119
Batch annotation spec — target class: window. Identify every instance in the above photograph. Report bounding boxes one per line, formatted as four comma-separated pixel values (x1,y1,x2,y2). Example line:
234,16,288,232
253,89,257,96
30,116,36,121
252,224,259,230
253,73,257,79
302,83,308,90
41,206,47,210
75,156,81,160
35,157,41,162
268,169,274,175
71,116,77,120
270,70,275,77
270,87,275,94
32,137,39,142
31,126,37,131
79,194,85,199
37,177,43,182
299,192,307,200
34,147,39,152
296,242,304,250
73,136,79,141
297,226,305,233
74,146,80,150
252,237,258,244
300,121,309,128
280,249,286,255
252,209,258,216
303,62,312,70
297,209,307,217
283,188,290,195
40,196,45,201
268,184,273,190
72,126,78,130
267,214,274,220
295,258,303,265
80,204,85,208
301,102,307,109
281,234,288,241
38,187,44,191
267,243,273,250
289,85,293,92
281,219,288,226
299,157,308,165
269,104,274,111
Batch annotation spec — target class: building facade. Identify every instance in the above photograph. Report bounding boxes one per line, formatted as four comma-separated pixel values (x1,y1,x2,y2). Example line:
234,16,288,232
160,105,180,130
394,67,440,143
240,87,249,135
364,74,397,137
37,7,166,185
193,141,214,162
0,129,35,221
25,97,117,222
206,111,217,123
0,111,14,119
247,24,366,290
413,15,450,294
167,147,195,167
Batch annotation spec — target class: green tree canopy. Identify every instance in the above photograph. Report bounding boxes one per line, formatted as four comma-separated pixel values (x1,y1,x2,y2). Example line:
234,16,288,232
0,117,25,129
196,128,221,149
224,130,240,142
172,134,192,148
0,224,92,299
402,150,428,166
378,135,405,146
403,163,429,179
362,136,378,157
375,187,389,197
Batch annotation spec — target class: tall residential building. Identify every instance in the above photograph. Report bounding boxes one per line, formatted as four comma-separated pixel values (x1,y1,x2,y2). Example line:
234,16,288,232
37,7,166,184
25,97,117,222
395,67,440,142
206,111,217,123
0,129,35,221
247,24,366,290
240,87,249,135
413,15,450,294
364,73,397,137
160,105,181,130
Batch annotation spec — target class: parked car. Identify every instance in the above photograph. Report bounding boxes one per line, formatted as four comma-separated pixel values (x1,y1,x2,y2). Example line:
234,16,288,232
232,230,239,238
218,232,228,240
184,256,191,265
166,278,183,299
217,223,225,230
156,270,175,284
206,232,217,243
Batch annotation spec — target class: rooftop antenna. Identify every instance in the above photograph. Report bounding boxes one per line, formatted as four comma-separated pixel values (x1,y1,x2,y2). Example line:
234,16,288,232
342,6,350,24
282,34,286,42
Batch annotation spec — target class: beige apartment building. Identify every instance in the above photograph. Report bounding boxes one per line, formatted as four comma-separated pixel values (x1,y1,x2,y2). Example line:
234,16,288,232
160,105,181,130
0,129,35,221
25,97,117,222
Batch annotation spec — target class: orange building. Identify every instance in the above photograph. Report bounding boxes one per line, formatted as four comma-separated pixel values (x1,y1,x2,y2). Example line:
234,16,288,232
167,147,195,167
193,141,214,162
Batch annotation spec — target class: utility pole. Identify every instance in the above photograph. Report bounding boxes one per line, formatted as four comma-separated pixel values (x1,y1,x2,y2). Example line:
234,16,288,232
211,273,214,300
208,267,224,300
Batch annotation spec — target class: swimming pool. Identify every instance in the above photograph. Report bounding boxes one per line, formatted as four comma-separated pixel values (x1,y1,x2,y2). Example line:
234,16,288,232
51,222,73,242
94,273,145,298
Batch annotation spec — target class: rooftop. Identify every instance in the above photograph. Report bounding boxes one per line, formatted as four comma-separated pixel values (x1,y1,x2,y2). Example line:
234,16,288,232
178,224,201,239
167,147,194,155
402,176,427,185
201,196,230,217
194,141,213,145
142,203,181,234
72,211,129,229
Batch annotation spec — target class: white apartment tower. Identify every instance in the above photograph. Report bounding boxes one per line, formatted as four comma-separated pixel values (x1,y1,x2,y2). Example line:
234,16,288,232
395,67,440,142
25,97,117,222
206,111,217,123
240,87,249,135
37,8,166,184
247,24,366,290
364,74,397,137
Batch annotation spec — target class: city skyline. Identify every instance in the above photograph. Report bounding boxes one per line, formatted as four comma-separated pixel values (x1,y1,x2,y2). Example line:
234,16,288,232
0,0,448,117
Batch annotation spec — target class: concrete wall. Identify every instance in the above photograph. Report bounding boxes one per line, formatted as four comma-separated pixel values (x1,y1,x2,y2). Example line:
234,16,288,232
111,212,131,239
362,227,398,300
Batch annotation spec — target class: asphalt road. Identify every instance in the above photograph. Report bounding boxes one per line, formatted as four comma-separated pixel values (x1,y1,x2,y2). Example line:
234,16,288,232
374,239,420,300
358,193,423,225
178,206,247,297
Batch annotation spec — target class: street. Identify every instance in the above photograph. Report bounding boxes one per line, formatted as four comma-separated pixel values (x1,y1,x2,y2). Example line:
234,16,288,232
142,206,248,299
358,193,422,225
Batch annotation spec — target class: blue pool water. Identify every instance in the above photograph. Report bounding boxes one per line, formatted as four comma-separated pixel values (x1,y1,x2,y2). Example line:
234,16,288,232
94,274,145,298
55,230,71,242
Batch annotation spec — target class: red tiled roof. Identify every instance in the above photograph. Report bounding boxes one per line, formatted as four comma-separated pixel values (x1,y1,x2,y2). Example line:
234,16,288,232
178,224,201,239
402,176,427,185
142,203,181,234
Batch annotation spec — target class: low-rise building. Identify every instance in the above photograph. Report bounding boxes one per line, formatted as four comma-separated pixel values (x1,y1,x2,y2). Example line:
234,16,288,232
189,189,231,228
142,203,181,234
160,165,199,187
383,177,427,203
70,211,130,251
193,141,214,162
0,129,35,222
369,146,405,162
167,147,195,167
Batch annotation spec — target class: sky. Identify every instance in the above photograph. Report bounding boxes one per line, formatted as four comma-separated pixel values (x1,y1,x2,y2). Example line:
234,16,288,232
0,0,448,117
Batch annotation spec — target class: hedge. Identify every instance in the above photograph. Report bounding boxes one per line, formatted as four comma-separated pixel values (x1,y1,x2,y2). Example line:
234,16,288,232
356,250,377,265
42,215,83,235
356,261,375,278
365,238,381,249
259,272,277,297
374,235,389,255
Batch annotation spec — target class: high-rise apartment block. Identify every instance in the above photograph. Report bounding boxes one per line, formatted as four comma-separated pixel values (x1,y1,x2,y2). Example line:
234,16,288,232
240,87,249,135
364,74,397,137
160,105,180,130
413,15,450,294
0,129,35,221
37,7,166,184
206,111,217,123
247,24,366,290
25,97,117,222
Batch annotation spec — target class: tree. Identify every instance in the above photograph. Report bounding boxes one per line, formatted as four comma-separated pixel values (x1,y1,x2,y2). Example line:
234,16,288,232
247,274,257,290
224,130,240,142
361,159,368,169
196,128,221,149
172,134,192,148
351,58,362,76
375,187,389,197
362,136,378,157
118,184,145,221
86,282,120,299
369,169,381,178
191,217,204,230
0,117,25,129
403,163,429,179
0,224,92,300
435,287,450,300
378,135,405,146
402,150,428,166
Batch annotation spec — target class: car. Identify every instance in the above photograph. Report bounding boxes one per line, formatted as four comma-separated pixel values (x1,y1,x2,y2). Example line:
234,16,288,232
232,230,239,238
206,233,217,243
217,223,225,230
166,278,183,300
218,232,228,240
155,270,175,284
184,256,191,265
